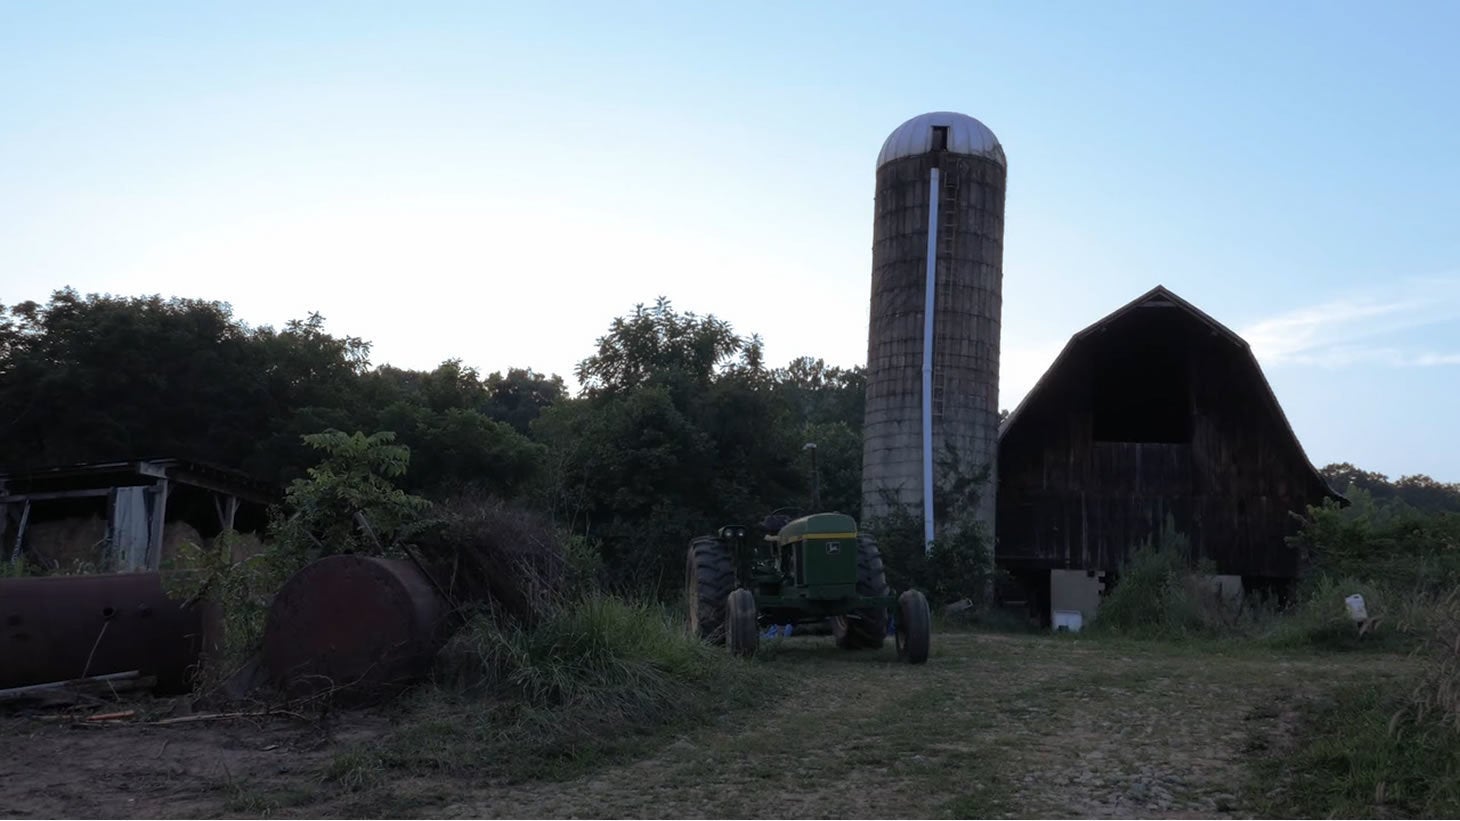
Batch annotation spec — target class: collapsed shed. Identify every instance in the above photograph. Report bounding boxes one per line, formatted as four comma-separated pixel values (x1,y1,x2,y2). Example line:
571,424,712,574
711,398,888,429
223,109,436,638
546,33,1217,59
0,458,274,572
995,286,1342,624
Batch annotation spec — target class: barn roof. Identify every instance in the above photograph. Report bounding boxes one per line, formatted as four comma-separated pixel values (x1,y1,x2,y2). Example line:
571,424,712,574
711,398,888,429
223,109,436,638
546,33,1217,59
999,285,1342,500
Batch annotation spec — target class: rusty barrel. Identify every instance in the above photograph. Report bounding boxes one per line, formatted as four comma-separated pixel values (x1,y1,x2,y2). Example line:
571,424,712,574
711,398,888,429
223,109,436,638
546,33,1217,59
261,555,446,698
0,572,203,693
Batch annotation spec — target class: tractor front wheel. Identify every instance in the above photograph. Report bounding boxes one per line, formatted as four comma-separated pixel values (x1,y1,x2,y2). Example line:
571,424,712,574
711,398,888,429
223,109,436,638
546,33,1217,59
833,533,890,650
686,537,734,644
726,588,759,658
896,589,931,664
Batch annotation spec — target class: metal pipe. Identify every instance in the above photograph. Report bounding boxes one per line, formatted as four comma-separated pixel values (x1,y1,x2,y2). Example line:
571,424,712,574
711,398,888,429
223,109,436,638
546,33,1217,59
922,167,940,551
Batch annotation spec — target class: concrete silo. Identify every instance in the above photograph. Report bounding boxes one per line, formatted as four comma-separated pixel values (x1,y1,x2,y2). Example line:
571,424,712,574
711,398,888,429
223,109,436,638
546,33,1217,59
861,112,1007,545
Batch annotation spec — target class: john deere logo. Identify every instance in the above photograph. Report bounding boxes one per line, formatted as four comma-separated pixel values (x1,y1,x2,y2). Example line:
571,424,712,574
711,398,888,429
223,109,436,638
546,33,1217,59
825,541,841,555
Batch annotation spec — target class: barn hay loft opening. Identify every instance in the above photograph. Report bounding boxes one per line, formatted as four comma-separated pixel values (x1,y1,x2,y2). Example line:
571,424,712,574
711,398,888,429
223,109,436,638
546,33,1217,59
1090,332,1192,444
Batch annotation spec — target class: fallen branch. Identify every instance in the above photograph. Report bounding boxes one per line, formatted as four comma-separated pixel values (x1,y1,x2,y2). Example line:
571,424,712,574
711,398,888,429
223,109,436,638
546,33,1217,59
87,710,136,721
0,670,140,702
149,709,306,726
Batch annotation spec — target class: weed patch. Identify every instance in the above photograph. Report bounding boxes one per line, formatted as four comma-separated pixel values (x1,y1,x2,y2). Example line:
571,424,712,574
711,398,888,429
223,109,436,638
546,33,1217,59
1249,683,1460,817
328,595,763,785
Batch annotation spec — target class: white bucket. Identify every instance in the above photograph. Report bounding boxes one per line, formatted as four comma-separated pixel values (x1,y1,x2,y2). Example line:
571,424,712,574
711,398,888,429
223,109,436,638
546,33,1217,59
1345,594,1368,623
1053,609,1084,633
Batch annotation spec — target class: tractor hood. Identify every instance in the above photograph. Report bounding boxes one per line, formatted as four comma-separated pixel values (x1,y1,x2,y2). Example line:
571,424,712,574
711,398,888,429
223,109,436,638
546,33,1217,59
774,512,857,545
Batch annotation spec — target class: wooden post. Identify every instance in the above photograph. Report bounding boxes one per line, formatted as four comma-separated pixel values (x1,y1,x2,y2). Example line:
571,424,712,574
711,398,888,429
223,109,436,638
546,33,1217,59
9,500,31,563
147,479,170,571
212,493,239,532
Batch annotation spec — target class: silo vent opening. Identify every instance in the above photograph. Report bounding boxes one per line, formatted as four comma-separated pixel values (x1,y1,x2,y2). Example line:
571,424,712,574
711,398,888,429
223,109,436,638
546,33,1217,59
931,126,949,151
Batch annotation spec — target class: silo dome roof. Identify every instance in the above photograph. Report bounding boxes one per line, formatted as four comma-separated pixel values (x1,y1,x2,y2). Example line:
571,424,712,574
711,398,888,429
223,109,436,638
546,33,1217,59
877,111,1005,168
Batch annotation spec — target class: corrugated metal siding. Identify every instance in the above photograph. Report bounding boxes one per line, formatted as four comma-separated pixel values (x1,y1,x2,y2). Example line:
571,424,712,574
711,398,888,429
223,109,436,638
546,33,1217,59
111,486,151,571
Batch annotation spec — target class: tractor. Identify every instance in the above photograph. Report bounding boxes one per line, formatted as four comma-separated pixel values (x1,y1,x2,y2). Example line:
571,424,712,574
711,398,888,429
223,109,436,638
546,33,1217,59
685,508,931,663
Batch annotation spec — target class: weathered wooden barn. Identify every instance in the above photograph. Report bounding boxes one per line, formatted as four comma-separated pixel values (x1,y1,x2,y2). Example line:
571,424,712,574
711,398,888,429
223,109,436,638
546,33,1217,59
996,286,1341,622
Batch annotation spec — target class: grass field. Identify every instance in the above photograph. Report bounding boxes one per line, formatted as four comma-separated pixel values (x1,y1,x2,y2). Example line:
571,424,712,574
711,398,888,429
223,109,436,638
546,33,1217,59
0,627,1425,819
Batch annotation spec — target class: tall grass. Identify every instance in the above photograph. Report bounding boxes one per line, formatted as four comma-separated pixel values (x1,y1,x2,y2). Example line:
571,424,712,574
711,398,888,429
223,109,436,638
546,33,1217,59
1413,590,1460,732
1253,603,1460,820
1250,683,1460,817
1243,493,1460,816
327,594,762,786
1259,575,1425,651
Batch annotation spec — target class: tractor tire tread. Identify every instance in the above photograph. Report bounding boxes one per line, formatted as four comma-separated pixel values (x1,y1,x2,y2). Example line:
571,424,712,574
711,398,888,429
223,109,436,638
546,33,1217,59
834,533,889,650
687,536,735,644
726,588,759,658
897,589,932,664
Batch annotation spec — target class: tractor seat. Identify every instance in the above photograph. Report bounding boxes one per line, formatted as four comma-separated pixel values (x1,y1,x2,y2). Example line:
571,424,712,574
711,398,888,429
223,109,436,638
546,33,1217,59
760,514,791,534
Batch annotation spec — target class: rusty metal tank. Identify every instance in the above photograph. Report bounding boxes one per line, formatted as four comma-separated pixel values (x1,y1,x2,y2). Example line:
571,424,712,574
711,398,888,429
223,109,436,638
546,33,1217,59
0,572,203,693
261,555,446,697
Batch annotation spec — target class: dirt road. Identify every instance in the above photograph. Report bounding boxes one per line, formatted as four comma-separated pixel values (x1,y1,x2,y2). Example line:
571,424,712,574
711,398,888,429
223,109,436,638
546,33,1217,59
0,632,1404,818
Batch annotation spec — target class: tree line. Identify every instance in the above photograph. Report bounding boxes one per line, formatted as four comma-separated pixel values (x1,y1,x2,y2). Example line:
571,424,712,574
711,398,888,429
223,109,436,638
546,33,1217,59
4,287,1457,591
0,289,864,590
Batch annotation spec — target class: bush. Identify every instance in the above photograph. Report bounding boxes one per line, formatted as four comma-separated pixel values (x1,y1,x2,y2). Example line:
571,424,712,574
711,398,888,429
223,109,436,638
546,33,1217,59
866,499,1000,610
165,428,433,691
329,594,761,784
437,595,725,703
412,490,579,625
1290,489,1460,594
1261,576,1407,651
1086,518,1235,639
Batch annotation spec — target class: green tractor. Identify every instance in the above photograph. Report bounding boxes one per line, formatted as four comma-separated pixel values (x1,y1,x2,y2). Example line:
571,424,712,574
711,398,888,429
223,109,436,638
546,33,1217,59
686,509,931,663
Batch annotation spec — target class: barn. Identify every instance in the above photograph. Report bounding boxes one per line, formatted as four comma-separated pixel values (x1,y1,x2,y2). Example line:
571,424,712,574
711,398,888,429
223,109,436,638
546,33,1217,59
995,285,1342,625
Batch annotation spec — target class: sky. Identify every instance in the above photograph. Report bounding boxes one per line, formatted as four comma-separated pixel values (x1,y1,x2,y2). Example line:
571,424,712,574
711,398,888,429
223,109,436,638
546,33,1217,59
3,1,1458,480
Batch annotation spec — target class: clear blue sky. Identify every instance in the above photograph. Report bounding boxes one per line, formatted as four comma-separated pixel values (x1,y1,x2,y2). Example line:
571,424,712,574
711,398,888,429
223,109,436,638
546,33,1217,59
3,1,1457,480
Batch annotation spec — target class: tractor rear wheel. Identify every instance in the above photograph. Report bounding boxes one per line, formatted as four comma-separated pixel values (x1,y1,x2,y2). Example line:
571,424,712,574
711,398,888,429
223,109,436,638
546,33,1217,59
726,588,759,658
833,533,889,650
686,537,734,644
896,589,931,664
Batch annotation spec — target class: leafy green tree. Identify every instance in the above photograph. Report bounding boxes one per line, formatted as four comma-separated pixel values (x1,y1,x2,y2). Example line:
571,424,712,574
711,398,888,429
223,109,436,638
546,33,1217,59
799,420,862,516
538,299,806,592
169,428,434,684
772,356,866,429
0,289,263,468
1289,488,1460,591
1320,462,1460,513
576,296,744,400
1394,474,1460,513
482,367,567,435
768,357,867,519
269,430,431,561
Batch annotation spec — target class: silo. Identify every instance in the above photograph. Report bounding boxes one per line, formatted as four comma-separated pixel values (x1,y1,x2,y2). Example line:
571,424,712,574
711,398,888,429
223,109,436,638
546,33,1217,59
861,112,1006,545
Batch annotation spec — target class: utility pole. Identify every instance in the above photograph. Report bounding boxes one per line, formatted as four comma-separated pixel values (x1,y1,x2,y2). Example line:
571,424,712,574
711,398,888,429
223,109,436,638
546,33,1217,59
803,442,820,511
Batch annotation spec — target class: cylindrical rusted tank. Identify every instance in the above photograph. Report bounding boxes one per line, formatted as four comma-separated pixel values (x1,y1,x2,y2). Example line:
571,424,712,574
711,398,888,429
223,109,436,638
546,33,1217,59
0,572,203,693
261,555,446,697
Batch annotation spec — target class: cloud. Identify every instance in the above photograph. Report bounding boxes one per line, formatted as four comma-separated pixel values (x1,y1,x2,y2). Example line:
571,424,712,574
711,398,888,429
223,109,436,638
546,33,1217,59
1240,275,1460,368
